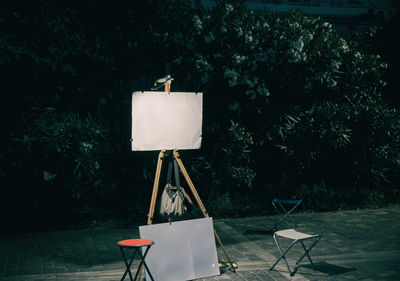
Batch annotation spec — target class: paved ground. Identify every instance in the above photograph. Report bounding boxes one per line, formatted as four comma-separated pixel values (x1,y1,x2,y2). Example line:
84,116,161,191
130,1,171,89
0,206,399,281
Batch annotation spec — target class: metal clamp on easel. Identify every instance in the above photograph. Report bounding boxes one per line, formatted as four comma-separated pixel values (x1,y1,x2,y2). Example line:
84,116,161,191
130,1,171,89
151,75,174,92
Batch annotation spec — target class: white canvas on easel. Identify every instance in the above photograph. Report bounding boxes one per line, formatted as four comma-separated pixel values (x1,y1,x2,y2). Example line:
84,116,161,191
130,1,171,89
139,217,220,281
131,91,203,151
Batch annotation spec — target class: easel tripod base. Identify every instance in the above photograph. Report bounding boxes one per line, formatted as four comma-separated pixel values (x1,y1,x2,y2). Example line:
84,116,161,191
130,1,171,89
147,149,236,273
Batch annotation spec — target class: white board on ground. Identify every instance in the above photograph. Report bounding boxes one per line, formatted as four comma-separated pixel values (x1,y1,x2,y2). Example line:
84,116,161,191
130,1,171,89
139,217,220,281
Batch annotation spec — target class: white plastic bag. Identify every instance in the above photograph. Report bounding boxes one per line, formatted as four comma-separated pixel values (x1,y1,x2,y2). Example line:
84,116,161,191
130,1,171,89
159,183,186,217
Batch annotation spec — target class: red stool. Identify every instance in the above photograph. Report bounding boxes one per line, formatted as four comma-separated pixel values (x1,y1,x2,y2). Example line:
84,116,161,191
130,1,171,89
117,239,155,281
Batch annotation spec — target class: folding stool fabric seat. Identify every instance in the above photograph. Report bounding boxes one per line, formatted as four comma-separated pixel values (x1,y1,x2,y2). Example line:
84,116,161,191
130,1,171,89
270,229,321,276
272,198,302,229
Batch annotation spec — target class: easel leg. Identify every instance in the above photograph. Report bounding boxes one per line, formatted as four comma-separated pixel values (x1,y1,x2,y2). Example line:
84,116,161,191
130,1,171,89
173,149,237,272
138,150,165,281
147,150,165,225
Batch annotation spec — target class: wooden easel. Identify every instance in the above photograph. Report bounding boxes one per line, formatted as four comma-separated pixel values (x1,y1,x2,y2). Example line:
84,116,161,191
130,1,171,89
146,148,236,272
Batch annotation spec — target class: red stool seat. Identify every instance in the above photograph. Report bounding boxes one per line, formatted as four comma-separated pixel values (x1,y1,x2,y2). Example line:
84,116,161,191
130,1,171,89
117,238,155,281
117,239,154,247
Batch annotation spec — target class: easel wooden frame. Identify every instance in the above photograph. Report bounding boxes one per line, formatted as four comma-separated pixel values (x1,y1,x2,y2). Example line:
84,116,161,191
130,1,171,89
146,148,236,272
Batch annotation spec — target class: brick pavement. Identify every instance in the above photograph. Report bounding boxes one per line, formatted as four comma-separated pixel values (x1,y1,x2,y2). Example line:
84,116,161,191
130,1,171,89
0,206,399,281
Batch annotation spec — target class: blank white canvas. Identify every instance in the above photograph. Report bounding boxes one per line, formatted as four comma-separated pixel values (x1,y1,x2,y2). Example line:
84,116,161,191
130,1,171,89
131,91,203,151
139,217,220,281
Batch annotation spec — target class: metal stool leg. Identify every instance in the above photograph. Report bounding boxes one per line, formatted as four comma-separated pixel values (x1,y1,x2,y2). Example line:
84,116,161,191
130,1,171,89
133,245,155,281
270,234,297,275
273,199,302,229
296,237,321,267
119,247,137,281
281,202,299,227
274,201,293,228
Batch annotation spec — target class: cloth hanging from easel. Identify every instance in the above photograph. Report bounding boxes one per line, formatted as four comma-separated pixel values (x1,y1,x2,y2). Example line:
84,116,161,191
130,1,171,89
159,159,187,217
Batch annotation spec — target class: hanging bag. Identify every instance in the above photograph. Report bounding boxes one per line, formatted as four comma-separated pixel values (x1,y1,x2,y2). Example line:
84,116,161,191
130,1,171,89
172,158,194,211
159,159,186,217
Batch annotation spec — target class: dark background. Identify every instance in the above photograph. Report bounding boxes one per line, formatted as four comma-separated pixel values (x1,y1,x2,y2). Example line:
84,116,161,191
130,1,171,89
1,0,399,232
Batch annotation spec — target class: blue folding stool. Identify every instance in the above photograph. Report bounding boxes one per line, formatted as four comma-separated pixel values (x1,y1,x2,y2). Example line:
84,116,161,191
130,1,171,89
272,198,302,229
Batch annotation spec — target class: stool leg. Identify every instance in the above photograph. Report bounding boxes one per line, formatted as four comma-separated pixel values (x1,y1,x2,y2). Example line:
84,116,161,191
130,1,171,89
272,201,284,228
273,201,301,228
285,201,301,227
278,202,292,227
134,246,155,281
270,235,296,276
296,237,320,267
119,247,137,281
274,202,294,228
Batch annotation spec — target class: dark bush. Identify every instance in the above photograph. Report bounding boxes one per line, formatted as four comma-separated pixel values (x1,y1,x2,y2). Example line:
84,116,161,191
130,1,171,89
1,0,399,229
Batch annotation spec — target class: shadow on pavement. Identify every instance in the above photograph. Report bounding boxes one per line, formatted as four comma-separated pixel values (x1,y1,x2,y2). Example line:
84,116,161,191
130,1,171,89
242,229,275,235
300,261,357,276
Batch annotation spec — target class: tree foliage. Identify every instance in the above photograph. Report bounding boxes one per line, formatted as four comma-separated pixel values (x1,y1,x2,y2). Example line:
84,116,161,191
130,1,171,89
1,0,399,227
163,0,399,207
